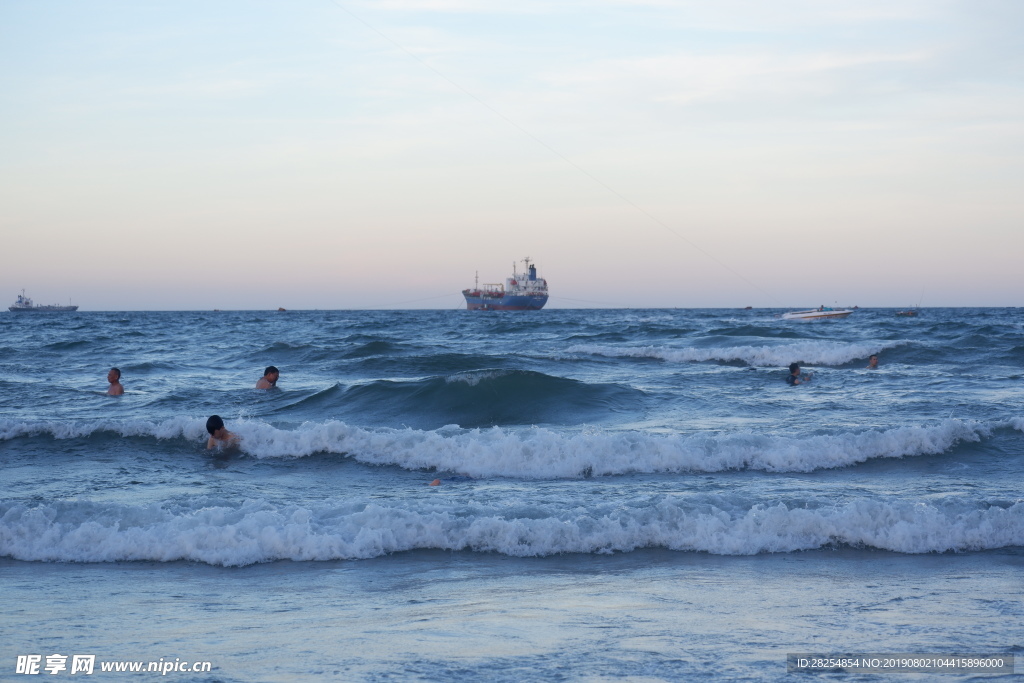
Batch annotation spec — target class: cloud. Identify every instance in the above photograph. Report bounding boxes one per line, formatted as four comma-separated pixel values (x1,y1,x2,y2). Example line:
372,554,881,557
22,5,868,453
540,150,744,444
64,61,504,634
351,0,948,24
542,50,932,106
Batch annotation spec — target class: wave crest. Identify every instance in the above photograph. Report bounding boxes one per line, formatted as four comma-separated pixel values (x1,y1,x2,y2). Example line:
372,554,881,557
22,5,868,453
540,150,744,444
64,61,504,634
0,417,993,477
567,340,908,367
2,498,1020,566
334,370,645,428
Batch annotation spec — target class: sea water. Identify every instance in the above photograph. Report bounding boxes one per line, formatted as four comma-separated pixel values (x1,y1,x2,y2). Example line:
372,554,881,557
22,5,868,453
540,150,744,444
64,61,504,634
1,308,1022,681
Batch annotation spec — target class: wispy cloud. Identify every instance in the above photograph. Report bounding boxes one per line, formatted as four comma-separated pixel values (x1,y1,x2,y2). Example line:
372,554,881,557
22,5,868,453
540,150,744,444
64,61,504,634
543,50,932,105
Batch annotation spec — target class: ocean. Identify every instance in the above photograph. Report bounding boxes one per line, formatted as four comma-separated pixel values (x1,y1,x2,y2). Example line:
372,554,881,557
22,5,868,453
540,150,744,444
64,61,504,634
2,307,1022,681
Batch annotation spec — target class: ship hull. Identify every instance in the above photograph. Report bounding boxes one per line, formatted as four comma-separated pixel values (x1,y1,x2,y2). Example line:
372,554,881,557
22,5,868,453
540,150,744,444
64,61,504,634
9,306,79,312
463,294,548,311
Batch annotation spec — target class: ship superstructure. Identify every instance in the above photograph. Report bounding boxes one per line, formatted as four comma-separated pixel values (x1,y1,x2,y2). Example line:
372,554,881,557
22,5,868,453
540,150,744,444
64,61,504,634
462,258,549,311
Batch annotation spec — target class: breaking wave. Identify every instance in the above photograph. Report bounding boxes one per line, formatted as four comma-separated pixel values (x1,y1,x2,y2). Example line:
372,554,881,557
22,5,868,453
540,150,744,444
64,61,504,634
0,417,998,478
334,369,646,428
2,497,1020,566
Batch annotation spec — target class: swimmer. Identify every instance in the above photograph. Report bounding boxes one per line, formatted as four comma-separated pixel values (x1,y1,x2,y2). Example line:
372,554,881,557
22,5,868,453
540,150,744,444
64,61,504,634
106,368,124,396
866,355,879,369
206,415,240,449
786,362,812,386
256,366,279,389
428,476,473,486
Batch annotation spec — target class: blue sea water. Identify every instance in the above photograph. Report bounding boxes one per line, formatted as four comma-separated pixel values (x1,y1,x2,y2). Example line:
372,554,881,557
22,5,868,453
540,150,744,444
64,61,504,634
1,307,1022,681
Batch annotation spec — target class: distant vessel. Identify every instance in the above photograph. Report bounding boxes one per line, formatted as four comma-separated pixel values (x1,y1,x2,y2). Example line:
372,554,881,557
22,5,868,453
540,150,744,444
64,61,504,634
8,290,78,312
463,258,549,311
781,307,853,320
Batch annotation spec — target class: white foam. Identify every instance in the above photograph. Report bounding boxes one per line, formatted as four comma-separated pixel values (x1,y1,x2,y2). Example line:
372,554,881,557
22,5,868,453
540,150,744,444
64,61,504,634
444,369,510,386
234,417,992,478
2,498,1020,566
566,340,907,367
0,416,207,442
0,417,993,477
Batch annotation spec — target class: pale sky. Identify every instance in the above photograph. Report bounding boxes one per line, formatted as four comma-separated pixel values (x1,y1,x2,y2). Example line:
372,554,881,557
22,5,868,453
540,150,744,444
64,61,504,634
2,0,1022,309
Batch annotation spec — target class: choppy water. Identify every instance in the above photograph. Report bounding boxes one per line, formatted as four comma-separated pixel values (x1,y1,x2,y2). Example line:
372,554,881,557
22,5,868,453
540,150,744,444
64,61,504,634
2,308,1022,680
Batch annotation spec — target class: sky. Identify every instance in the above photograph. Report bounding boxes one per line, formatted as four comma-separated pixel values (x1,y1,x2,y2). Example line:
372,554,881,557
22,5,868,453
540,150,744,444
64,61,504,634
1,0,1022,310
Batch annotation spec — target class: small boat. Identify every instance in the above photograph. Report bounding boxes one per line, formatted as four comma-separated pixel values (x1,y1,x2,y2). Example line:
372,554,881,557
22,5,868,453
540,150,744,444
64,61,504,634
8,290,78,312
781,307,853,320
895,309,918,317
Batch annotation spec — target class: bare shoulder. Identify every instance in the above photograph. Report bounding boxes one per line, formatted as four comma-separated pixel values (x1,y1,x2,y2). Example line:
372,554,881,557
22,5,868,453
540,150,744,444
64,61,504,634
209,431,241,450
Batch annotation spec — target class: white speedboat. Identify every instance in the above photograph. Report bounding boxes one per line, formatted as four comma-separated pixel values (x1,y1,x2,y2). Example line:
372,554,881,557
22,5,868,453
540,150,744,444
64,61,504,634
781,308,853,320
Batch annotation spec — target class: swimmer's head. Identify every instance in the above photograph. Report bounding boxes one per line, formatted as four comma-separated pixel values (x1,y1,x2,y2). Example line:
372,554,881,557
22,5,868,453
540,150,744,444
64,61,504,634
264,366,279,377
206,415,225,435
789,362,800,374
108,367,121,381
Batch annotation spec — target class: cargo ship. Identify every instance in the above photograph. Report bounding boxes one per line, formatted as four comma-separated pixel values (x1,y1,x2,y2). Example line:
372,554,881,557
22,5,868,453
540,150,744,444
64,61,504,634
9,290,78,312
462,258,549,311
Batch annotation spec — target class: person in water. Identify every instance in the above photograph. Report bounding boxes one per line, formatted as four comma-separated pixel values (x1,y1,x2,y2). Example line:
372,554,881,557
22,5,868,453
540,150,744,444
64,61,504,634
256,366,279,389
106,368,124,396
866,355,879,369
786,362,812,385
206,415,240,449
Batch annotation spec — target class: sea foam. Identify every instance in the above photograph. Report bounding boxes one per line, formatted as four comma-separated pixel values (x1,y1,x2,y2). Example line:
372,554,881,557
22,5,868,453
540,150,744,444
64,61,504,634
0,417,994,477
2,497,1020,566
0,416,206,442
